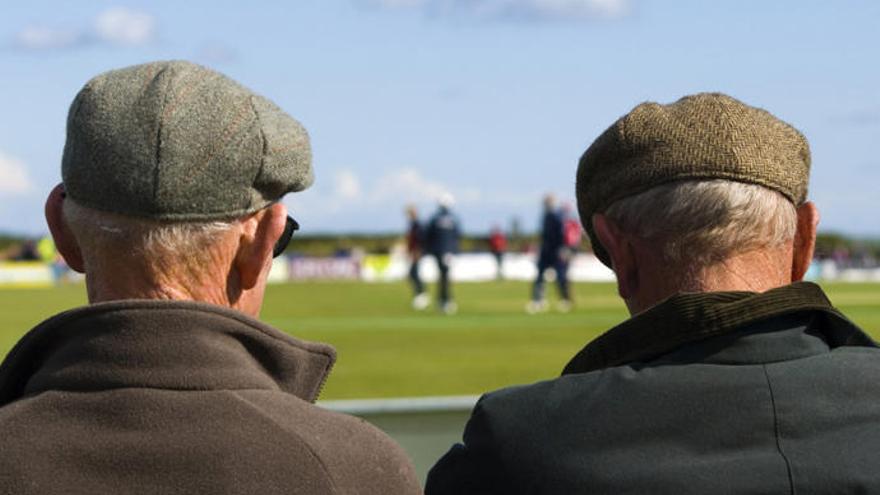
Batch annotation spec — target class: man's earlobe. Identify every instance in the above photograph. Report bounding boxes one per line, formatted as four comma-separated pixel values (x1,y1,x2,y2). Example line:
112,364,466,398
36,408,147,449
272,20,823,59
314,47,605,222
791,201,819,282
45,184,85,273
593,213,638,299
592,214,618,266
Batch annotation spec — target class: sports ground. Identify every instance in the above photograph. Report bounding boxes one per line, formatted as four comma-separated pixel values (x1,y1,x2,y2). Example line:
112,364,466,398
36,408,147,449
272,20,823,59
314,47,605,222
2,281,879,400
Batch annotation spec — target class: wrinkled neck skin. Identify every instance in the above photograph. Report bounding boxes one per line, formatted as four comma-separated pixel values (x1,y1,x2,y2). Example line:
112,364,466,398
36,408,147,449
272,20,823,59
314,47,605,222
44,184,280,319
85,252,229,306
623,241,794,315
81,241,265,318
594,202,819,316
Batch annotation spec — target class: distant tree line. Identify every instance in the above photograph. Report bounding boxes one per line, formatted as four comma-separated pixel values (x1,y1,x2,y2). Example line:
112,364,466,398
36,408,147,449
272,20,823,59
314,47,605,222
813,233,879,267
279,232,545,257
0,231,876,261
278,231,880,260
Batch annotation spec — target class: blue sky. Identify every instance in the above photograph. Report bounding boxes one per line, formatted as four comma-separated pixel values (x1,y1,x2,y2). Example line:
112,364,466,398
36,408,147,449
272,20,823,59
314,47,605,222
1,0,878,237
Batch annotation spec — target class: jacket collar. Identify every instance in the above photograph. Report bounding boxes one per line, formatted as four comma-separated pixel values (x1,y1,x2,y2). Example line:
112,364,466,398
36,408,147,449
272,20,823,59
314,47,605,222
562,282,872,375
0,300,335,406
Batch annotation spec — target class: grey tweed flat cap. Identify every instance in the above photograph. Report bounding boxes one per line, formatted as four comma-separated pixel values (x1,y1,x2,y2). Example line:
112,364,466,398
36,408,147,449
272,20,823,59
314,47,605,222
62,60,313,221
576,92,810,267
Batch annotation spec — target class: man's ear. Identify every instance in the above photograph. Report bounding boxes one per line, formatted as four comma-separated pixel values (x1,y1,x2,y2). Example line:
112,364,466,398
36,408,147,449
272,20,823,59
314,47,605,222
234,202,288,290
592,213,638,299
791,201,819,282
44,184,84,273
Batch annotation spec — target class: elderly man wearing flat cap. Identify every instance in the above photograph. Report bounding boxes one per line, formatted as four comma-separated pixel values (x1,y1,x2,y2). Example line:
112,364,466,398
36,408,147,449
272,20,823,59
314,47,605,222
427,93,880,494
0,61,420,494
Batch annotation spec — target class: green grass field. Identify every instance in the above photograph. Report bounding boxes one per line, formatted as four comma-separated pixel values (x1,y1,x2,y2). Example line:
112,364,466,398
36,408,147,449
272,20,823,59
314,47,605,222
2,281,879,399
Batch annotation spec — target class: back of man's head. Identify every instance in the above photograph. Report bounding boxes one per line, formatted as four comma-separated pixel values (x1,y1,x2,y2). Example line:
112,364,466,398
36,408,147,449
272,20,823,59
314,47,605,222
603,180,797,269
48,60,313,314
576,93,818,311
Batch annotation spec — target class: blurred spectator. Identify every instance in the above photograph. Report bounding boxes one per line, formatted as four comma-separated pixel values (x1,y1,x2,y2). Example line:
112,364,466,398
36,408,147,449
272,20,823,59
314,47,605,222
13,240,40,261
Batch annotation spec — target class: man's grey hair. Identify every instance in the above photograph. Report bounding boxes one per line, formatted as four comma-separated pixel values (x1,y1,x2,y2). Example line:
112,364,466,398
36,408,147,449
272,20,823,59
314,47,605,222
63,199,237,268
603,180,797,268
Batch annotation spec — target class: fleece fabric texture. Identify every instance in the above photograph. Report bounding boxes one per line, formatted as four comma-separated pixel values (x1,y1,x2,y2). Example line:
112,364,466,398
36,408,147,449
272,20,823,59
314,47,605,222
62,60,314,221
426,282,880,494
0,300,421,495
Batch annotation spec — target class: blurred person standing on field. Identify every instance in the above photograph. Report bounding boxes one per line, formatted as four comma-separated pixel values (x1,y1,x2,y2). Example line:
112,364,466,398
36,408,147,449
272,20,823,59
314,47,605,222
405,204,429,310
0,61,420,495
560,202,583,258
488,225,507,280
425,193,461,314
427,93,880,494
526,194,572,313
558,201,583,296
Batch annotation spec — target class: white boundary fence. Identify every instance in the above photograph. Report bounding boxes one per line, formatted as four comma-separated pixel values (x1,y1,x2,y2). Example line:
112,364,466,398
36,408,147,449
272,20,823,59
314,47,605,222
357,252,616,282
320,396,480,483
2,255,879,287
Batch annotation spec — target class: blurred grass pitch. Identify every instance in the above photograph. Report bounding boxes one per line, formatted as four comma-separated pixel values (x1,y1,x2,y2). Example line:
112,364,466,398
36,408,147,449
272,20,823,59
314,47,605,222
1,281,878,400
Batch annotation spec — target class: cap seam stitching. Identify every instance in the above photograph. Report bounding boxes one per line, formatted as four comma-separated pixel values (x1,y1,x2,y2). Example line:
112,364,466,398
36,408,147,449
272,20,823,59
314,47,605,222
250,95,268,210
153,66,175,205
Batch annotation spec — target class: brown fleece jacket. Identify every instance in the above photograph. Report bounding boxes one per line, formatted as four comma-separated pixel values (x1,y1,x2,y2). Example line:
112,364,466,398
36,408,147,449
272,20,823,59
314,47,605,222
0,300,421,494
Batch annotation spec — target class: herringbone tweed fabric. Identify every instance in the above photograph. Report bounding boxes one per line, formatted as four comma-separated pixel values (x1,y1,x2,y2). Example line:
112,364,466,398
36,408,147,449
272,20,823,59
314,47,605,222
576,92,810,267
62,60,313,221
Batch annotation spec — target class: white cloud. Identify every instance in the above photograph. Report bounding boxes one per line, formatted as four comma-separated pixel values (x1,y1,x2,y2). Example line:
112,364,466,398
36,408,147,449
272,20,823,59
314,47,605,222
335,169,362,200
14,25,82,50
522,0,631,19
94,7,156,45
0,152,33,195
288,167,481,218
323,167,466,205
371,0,426,7
585,0,631,18
359,0,633,21
11,7,155,51
285,167,554,232
370,168,452,203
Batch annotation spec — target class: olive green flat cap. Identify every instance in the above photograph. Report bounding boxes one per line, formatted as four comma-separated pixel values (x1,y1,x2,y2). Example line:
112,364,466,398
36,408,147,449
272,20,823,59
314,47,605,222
576,92,811,267
62,60,313,221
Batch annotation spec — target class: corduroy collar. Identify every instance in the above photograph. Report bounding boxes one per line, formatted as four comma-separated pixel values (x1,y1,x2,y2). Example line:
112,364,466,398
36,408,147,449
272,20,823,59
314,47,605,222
0,300,335,406
562,282,872,375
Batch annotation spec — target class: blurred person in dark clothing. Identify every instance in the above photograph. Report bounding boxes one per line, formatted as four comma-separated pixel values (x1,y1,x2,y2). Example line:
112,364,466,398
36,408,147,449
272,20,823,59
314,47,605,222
425,193,461,314
405,204,429,310
527,194,572,313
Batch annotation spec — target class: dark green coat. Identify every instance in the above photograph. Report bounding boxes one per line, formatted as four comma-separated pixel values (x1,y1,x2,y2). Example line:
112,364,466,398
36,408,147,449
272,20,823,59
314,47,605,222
427,283,880,494
0,300,421,494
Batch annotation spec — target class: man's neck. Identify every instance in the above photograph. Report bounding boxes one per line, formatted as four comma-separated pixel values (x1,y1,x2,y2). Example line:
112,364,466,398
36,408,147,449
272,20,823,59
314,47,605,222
626,247,793,315
84,270,232,308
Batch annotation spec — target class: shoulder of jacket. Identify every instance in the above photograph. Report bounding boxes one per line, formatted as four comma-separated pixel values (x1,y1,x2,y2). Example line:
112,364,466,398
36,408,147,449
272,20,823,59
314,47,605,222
476,370,612,422
284,404,421,493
